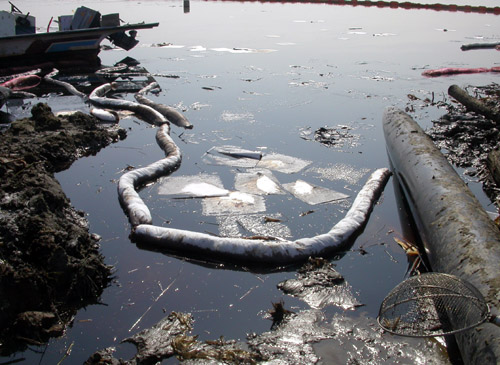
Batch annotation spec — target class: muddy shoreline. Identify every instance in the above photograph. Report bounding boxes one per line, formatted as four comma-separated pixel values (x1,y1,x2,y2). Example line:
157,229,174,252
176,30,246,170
0,103,126,355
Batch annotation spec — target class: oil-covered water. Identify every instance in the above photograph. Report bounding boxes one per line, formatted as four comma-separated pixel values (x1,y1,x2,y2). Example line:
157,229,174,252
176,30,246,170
1,0,499,363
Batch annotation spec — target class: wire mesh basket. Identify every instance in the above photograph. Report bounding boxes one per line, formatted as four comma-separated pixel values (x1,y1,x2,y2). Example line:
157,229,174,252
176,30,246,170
377,272,490,337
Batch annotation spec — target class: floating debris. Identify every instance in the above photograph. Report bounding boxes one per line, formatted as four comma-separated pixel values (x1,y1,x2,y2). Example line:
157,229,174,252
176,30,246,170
202,192,266,216
87,312,263,364
88,309,449,364
347,30,367,35
220,111,255,122
234,170,285,195
150,42,185,48
283,180,349,205
288,80,329,89
203,146,262,168
422,67,493,77
189,45,207,52
307,163,370,185
203,153,259,168
217,213,292,238
214,145,262,160
190,101,210,110
211,47,276,54
268,300,295,329
278,257,362,310
426,83,500,201
157,174,229,198
299,210,315,217
373,32,397,37
257,153,311,174
90,107,119,123
310,125,361,149
394,237,424,275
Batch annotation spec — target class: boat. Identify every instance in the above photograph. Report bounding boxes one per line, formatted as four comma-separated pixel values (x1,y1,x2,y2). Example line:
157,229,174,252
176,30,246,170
0,4,158,74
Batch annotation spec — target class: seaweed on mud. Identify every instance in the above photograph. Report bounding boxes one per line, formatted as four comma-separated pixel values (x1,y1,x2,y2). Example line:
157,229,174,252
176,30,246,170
0,103,126,355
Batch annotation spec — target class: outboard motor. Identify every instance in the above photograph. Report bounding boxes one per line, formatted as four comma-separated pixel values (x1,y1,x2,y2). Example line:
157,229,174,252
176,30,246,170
108,30,139,51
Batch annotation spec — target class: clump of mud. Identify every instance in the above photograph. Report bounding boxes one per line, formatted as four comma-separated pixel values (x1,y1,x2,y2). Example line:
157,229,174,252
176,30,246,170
426,83,500,203
0,103,126,355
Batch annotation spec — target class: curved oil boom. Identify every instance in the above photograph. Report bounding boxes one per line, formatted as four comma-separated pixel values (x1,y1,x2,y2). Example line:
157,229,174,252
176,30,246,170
135,82,193,129
44,70,119,123
118,123,182,226
113,88,391,264
131,167,390,264
90,83,168,125
383,107,500,364
44,69,87,100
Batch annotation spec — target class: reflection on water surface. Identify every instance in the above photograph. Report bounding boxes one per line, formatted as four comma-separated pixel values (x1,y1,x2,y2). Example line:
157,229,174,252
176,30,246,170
2,0,499,363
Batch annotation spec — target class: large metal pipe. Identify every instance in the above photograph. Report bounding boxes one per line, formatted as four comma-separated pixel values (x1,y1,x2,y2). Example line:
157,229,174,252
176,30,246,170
383,107,500,364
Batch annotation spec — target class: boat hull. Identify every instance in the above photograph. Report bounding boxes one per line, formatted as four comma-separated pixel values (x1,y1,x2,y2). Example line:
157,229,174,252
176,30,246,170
0,23,158,73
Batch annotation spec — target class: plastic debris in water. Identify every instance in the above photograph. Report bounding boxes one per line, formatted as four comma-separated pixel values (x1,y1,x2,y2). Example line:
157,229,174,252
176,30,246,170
202,192,265,216
283,180,349,205
257,153,311,174
157,174,229,197
234,170,285,195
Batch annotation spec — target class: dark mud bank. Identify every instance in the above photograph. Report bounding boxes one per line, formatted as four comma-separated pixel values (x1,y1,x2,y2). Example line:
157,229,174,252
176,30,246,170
0,103,126,355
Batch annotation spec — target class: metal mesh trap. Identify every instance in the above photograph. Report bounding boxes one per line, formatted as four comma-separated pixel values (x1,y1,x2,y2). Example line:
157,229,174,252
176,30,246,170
377,273,490,337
